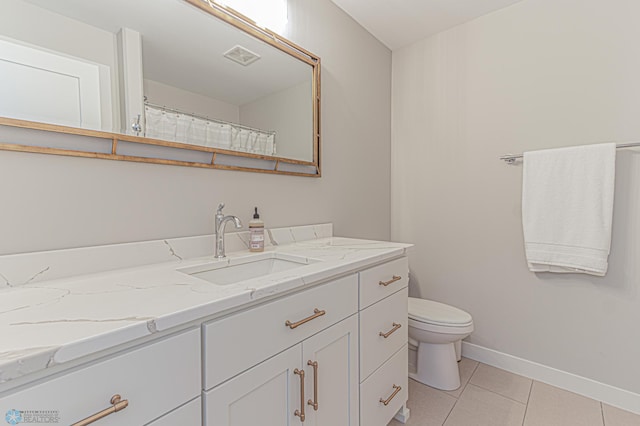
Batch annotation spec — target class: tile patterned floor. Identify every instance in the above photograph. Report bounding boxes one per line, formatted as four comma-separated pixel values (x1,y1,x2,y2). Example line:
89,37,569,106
389,358,640,426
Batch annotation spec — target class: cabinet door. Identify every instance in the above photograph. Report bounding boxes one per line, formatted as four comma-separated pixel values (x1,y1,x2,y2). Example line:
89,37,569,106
302,314,359,426
204,345,301,426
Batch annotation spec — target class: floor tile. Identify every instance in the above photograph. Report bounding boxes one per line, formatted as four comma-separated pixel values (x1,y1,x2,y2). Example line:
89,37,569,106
524,381,604,426
444,357,479,398
390,362,636,426
443,384,526,426
389,378,457,426
602,404,640,426
469,363,532,403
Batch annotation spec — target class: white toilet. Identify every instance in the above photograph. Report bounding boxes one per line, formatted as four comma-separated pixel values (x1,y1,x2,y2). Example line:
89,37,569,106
408,297,474,391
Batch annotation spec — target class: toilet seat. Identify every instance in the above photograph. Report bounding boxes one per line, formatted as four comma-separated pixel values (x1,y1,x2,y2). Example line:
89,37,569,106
408,297,473,327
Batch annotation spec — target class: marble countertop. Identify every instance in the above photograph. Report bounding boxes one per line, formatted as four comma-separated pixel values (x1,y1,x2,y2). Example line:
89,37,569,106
0,236,410,385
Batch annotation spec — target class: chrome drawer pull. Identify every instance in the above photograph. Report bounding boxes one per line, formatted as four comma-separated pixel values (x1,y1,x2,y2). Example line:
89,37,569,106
379,323,402,339
379,275,401,287
72,394,128,426
379,384,401,406
285,308,326,329
294,368,306,421
307,360,319,411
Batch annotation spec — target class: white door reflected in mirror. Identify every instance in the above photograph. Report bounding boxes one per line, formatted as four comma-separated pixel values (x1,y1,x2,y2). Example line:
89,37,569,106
0,37,109,130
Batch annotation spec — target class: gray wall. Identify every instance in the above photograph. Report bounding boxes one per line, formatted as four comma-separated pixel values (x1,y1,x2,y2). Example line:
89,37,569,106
0,0,392,255
144,78,240,123
240,80,313,161
391,0,640,394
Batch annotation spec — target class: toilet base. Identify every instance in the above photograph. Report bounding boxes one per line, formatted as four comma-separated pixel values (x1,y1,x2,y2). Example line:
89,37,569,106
409,341,461,391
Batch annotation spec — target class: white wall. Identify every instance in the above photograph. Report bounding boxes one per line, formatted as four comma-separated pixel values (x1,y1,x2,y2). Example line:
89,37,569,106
391,0,640,395
0,0,392,255
240,80,313,161
144,79,240,123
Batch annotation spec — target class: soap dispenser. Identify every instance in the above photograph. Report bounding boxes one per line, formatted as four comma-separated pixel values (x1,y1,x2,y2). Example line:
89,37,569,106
249,207,264,252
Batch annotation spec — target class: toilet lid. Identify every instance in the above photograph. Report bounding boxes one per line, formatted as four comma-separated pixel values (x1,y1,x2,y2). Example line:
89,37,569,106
408,297,473,326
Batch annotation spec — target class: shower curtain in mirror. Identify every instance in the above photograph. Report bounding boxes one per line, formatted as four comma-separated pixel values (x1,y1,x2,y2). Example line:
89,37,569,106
144,105,276,156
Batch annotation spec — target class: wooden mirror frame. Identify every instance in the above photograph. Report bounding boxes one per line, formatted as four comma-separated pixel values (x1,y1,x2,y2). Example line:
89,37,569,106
0,0,321,177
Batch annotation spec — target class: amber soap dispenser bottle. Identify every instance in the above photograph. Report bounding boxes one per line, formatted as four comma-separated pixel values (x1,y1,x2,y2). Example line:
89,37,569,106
249,207,265,252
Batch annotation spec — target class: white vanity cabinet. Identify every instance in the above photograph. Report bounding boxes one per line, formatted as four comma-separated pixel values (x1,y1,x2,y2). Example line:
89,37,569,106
203,256,410,426
0,248,411,426
203,274,360,425
0,328,201,426
358,257,410,426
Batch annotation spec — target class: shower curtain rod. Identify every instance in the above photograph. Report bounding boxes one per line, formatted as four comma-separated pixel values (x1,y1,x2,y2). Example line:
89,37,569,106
499,141,640,164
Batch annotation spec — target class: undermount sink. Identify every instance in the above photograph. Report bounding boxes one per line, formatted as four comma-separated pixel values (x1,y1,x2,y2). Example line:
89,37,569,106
178,253,318,285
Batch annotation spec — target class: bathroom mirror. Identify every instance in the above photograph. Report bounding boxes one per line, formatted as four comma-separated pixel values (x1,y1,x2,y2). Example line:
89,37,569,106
0,0,321,176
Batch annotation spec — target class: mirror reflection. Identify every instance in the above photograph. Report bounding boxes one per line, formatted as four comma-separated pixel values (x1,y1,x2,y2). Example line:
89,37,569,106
0,0,317,163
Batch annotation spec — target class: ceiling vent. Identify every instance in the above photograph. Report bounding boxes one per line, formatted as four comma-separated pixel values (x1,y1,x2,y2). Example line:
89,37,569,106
223,45,261,66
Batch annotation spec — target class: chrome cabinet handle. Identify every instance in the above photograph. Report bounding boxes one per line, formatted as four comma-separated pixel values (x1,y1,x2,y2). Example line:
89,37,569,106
379,275,401,287
294,368,306,421
71,394,128,426
379,322,402,339
285,308,326,329
307,360,319,411
379,384,401,406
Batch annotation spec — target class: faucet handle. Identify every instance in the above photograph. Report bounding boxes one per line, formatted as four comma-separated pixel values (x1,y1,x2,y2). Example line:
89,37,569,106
216,203,225,214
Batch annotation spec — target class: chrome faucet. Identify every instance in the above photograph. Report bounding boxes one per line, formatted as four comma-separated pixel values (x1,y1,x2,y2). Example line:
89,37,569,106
214,203,242,259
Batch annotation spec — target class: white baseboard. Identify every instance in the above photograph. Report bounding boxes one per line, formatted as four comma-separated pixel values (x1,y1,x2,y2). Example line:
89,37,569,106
462,342,640,415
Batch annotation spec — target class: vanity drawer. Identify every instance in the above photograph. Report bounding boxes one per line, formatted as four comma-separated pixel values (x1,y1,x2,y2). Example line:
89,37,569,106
360,345,408,426
0,329,200,426
360,287,408,381
147,397,201,426
359,257,408,309
203,274,358,389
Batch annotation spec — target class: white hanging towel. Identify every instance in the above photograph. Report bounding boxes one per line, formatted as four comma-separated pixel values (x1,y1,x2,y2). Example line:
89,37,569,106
522,143,616,276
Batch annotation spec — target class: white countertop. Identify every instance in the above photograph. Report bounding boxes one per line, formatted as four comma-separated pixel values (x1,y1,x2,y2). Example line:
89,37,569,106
0,236,410,385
